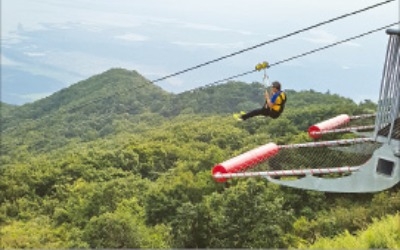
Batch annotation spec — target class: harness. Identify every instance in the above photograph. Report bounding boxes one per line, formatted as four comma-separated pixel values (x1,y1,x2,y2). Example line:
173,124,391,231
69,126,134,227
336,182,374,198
268,91,287,118
275,91,287,114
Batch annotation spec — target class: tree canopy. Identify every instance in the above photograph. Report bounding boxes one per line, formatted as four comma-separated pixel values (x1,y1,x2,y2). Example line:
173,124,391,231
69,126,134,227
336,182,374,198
1,68,399,248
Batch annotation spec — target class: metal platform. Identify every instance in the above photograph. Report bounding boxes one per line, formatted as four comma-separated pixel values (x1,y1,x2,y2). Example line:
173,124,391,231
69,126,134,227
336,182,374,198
267,29,400,193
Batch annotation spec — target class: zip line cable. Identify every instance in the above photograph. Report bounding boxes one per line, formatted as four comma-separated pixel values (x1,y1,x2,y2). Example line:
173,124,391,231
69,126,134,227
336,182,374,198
62,22,398,114
204,22,400,87
151,0,395,83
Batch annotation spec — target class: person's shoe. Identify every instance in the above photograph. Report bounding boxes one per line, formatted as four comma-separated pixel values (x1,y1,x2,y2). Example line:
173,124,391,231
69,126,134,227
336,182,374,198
233,111,245,121
233,113,242,121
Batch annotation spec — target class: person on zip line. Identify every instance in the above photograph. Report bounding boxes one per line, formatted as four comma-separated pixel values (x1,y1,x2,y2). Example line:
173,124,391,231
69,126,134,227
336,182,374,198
233,80,286,121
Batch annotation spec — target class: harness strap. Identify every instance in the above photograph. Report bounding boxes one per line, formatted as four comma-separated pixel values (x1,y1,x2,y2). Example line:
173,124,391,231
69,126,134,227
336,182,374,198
274,92,287,114
275,92,286,106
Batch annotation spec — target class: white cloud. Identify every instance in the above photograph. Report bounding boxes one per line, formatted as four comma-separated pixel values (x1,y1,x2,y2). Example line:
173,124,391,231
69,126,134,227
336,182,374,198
10,92,53,103
1,55,20,66
305,29,338,44
181,23,229,32
165,77,184,87
115,33,148,42
1,33,29,45
24,52,46,57
342,41,361,47
341,65,350,70
302,29,362,47
171,41,244,50
181,22,253,35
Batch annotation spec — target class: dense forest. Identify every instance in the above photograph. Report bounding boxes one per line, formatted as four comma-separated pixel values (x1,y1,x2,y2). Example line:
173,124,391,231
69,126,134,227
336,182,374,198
1,68,399,248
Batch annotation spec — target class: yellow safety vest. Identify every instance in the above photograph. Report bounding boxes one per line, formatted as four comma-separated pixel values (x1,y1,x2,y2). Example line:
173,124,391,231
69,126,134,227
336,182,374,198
271,92,286,113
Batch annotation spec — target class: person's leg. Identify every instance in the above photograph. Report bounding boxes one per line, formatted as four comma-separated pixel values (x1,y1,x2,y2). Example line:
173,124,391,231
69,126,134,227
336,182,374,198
242,107,270,120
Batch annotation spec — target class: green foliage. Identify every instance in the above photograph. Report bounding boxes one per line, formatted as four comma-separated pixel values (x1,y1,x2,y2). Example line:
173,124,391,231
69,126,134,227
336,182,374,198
0,216,70,248
145,168,216,226
0,102,18,118
201,180,296,248
305,213,400,249
82,198,170,248
1,68,395,249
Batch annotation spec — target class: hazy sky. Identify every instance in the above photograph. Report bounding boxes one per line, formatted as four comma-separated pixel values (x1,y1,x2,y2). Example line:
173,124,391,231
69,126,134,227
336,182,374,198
1,0,399,104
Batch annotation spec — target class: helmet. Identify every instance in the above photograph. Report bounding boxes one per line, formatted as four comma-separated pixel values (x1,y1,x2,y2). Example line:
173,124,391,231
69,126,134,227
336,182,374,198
271,81,281,90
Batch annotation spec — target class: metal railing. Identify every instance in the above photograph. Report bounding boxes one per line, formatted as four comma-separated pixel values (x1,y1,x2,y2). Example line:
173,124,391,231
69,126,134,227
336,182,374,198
374,29,400,142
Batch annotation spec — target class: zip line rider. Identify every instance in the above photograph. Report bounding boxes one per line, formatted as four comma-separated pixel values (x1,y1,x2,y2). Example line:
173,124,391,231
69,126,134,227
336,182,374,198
234,81,286,121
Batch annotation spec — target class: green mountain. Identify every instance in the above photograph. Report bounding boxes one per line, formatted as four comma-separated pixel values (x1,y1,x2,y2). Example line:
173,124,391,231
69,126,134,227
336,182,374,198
1,68,173,154
0,67,376,167
0,102,18,118
3,68,171,122
2,67,397,249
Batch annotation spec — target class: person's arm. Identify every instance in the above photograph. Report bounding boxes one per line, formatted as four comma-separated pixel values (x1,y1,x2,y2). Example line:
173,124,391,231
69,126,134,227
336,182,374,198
264,90,274,108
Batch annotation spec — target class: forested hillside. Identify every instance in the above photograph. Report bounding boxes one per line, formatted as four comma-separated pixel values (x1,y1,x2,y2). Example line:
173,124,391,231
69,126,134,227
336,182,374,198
0,102,17,118
1,68,399,248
